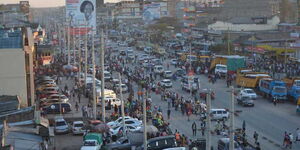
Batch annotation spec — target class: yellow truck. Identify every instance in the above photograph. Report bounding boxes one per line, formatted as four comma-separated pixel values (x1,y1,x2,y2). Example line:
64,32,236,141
236,70,271,88
210,55,245,74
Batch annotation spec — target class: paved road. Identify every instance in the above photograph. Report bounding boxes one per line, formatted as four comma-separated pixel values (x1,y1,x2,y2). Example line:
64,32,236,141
53,44,300,150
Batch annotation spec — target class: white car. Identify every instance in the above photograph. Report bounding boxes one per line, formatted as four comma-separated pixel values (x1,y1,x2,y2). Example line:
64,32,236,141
154,65,164,74
114,84,128,93
238,88,257,99
163,71,173,79
160,79,172,88
54,117,69,134
109,124,141,136
104,71,112,80
107,116,138,128
170,59,177,65
72,121,85,135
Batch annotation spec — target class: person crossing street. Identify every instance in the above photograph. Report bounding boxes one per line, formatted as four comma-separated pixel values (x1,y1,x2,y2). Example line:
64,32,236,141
192,121,197,136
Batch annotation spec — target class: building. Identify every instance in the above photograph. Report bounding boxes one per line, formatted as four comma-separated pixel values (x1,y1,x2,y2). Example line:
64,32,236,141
208,16,280,31
114,1,143,20
0,28,36,107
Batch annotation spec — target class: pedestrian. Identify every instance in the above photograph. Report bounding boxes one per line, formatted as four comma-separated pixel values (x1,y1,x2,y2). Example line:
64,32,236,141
75,102,79,111
253,131,258,144
255,142,261,150
273,97,277,106
167,108,171,119
288,133,293,149
78,93,81,103
201,122,205,136
296,128,300,142
192,121,197,136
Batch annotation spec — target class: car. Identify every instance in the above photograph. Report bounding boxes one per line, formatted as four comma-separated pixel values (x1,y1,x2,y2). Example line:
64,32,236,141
107,116,138,128
181,80,198,92
137,135,177,150
170,59,177,65
72,121,85,135
160,79,172,88
237,96,254,107
151,59,162,65
163,71,173,79
109,124,141,136
104,71,112,81
174,69,186,77
154,65,164,74
210,109,229,121
42,103,72,114
39,86,59,92
114,84,128,93
217,138,242,150
54,117,69,134
41,94,69,102
105,137,136,150
120,50,126,56
238,88,257,99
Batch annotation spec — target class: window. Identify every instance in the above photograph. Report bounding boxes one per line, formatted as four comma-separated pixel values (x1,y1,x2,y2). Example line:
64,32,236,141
217,111,223,114
125,121,134,124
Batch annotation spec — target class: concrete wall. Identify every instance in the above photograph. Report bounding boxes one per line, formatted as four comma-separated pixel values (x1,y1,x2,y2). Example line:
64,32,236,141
208,16,280,31
0,49,27,107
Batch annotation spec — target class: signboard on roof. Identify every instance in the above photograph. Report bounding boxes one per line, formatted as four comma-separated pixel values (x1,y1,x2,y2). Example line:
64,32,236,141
65,0,96,35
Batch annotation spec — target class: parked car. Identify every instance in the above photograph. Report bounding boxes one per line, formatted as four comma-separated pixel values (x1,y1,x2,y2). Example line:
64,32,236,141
105,137,136,150
170,59,177,65
41,94,69,103
154,65,164,74
54,117,69,134
238,88,257,99
217,138,242,150
160,79,173,88
42,103,72,114
108,119,142,128
72,121,85,135
237,96,254,107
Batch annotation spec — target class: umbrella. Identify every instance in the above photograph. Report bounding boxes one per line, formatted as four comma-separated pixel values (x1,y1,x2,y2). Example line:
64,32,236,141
92,123,110,133
139,125,158,134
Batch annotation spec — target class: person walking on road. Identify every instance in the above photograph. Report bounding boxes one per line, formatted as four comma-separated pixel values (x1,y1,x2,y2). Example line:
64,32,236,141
253,131,259,144
167,109,171,120
192,121,197,136
75,102,79,111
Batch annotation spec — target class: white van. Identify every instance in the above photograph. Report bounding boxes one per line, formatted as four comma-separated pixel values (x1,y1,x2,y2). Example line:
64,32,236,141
210,109,229,120
215,64,227,75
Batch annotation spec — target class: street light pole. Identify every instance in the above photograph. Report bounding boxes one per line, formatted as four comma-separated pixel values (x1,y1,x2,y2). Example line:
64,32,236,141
100,29,106,123
229,86,235,150
78,22,81,80
92,27,96,120
67,20,71,65
73,26,76,65
84,20,88,93
206,90,211,150
143,92,147,150
119,73,125,135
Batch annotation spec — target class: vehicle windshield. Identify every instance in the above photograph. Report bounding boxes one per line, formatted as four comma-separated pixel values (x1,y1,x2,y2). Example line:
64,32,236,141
163,80,171,83
245,90,255,94
74,123,83,127
84,141,97,146
273,86,287,94
56,121,66,126
216,66,227,70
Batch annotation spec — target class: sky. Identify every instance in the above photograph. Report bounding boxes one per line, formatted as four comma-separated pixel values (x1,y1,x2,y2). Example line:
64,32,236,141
1,0,120,8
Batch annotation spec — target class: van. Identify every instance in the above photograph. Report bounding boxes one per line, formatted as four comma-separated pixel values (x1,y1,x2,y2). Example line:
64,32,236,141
217,138,242,150
211,109,229,120
43,103,72,114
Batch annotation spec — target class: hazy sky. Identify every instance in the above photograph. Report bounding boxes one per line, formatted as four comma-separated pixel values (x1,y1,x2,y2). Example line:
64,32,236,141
1,0,120,8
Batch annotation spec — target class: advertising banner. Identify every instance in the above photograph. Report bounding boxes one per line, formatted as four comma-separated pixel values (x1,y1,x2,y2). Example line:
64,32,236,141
66,0,96,35
143,3,161,23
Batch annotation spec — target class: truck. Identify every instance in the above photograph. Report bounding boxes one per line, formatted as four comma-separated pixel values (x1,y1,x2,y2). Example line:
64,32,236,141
236,70,271,88
81,133,103,150
210,55,245,75
282,77,300,103
259,78,287,101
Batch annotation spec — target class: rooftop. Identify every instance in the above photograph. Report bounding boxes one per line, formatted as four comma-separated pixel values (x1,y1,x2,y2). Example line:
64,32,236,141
0,28,23,49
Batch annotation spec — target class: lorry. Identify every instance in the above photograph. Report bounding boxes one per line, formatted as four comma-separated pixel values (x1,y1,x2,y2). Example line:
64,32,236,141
210,55,245,75
81,133,103,150
282,77,300,103
236,70,271,88
259,78,287,101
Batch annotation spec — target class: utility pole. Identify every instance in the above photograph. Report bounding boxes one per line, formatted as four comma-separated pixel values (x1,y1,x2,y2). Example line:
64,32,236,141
227,27,230,55
84,21,88,93
63,24,66,55
119,73,125,136
1,120,6,147
285,39,287,74
206,90,211,150
67,19,71,65
143,91,147,150
100,29,106,123
229,86,235,150
92,27,96,120
73,26,76,65
78,22,81,80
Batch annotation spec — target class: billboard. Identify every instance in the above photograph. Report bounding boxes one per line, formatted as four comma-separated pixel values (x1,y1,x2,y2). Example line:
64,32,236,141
66,0,96,35
19,1,30,14
143,3,161,23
